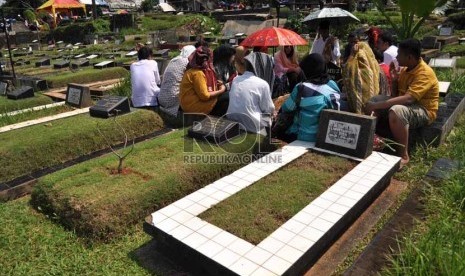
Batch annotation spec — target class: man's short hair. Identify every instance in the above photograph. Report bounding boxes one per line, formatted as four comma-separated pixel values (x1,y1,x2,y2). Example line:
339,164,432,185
399,38,422,59
380,31,394,46
137,46,152,60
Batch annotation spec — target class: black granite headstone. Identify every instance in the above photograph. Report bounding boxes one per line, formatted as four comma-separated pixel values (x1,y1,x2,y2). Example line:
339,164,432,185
154,49,170,58
66,83,92,108
315,110,377,159
35,58,51,67
0,81,7,96
187,116,240,144
422,36,438,49
71,59,90,69
89,95,131,118
16,77,47,92
54,60,70,69
7,86,34,100
426,158,459,180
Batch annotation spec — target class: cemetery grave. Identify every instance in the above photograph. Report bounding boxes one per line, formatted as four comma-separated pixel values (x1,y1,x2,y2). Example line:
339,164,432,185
30,130,274,241
0,109,164,185
0,92,54,113
0,102,74,128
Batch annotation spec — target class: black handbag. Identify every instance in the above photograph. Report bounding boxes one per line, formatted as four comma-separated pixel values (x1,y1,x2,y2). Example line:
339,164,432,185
271,83,304,138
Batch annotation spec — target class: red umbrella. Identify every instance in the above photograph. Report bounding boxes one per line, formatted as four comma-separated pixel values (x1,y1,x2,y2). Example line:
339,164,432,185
240,27,308,47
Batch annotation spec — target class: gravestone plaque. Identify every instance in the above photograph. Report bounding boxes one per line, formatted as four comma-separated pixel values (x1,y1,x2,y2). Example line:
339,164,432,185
35,58,50,67
71,59,90,69
316,110,376,159
0,82,7,96
86,54,98,59
439,81,451,96
74,54,86,59
154,49,170,58
187,116,240,144
422,36,438,49
16,77,47,92
439,27,453,36
326,62,342,85
125,51,138,57
54,60,70,69
94,60,115,69
89,95,131,118
429,58,456,68
7,86,34,100
66,83,92,108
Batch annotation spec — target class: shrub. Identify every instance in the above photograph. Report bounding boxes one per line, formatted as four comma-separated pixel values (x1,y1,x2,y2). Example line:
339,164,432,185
92,18,110,34
447,10,465,29
442,44,465,57
23,9,36,23
51,22,95,43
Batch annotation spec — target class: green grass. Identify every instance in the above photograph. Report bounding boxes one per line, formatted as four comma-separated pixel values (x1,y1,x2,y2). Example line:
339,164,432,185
0,197,150,275
31,130,275,242
0,109,163,184
0,94,54,113
456,58,465,69
0,104,75,127
442,44,465,57
44,67,129,88
200,152,355,244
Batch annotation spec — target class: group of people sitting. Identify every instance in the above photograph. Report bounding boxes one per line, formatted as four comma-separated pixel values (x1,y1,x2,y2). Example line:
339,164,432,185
130,22,440,167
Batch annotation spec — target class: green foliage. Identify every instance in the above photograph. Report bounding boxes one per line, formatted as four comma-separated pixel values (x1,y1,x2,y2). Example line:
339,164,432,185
23,9,36,23
92,18,110,34
140,14,221,34
373,0,448,39
0,105,74,128
353,11,402,26
45,67,129,88
107,75,132,98
0,109,163,184
141,0,154,12
456,58,465,69
51,22,96,43
442,43,465,57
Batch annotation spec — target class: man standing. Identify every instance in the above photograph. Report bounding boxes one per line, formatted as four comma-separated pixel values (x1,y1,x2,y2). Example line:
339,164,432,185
130,46,161,108
377,31,398,69
311,20,341,65
366,38,439,166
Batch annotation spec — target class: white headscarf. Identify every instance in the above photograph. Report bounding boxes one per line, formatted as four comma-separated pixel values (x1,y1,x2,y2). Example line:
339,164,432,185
179,45,196,59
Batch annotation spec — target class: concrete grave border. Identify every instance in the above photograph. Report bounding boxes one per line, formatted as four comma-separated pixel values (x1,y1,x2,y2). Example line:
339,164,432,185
145,141,400,275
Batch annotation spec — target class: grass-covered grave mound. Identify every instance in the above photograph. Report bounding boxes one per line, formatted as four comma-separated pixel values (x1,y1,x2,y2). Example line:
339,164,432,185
0,104,75,128
200,152,356,245
0,93,54,113
31,130,277,242
0,109,163,184
44,67,129,88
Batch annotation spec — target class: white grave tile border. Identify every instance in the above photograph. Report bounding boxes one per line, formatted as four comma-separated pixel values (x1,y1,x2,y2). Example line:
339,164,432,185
147,142,400,276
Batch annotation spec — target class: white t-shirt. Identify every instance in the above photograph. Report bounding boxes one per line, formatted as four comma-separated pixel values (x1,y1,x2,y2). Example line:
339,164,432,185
311,36,341,65
384,45,398,69
130,59,161,107
226,71,275,135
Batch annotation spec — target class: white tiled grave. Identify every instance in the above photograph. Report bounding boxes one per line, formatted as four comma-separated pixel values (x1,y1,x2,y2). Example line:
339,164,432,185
146,141,400,276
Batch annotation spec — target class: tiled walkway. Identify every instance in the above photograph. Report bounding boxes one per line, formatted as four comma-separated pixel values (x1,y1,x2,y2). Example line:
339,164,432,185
148,141,400,275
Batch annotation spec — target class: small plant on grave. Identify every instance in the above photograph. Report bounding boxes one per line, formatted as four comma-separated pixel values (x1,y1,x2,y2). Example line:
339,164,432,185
97,111,135,174
373,135,405,152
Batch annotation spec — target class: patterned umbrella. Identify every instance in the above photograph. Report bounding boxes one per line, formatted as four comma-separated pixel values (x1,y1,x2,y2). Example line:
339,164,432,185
303,7,360,26
239,27,308,47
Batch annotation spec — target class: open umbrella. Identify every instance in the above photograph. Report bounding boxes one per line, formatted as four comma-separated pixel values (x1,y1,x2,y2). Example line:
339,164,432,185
303,7,360,26
240,27,308,47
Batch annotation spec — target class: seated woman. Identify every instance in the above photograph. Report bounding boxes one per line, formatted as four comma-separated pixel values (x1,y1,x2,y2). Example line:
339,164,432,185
274,45,303,94
179,46,226,115
130,46,161,108
278,53,341,142
226,52,275,135
158,45,196,117
342,41,380,114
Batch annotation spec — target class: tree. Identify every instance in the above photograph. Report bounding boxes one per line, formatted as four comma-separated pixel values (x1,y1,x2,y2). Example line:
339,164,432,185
373,0,448,40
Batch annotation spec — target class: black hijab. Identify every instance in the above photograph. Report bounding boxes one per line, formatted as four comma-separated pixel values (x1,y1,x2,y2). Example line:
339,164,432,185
299,53,330,85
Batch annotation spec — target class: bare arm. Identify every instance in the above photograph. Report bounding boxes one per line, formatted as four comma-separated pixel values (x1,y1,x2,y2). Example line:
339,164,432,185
365,94,416,114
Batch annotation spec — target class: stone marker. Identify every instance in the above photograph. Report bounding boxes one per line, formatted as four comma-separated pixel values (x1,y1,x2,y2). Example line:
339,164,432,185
16,76,47,92
74,54,86,59
422,36,438,49
86,54,98,59
7,86,34,100
35,58,50,67
429,58,456,68
0,82,7,96
439,81,451,96
54,60,70,69
187,116,240,144
66,83,92,108
89,95,131,118
316,110,376,159
125,51,138,57
154,49,170,58
439,26,453,36
94,60,115,69
426,158,459,180
71,59,90,69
